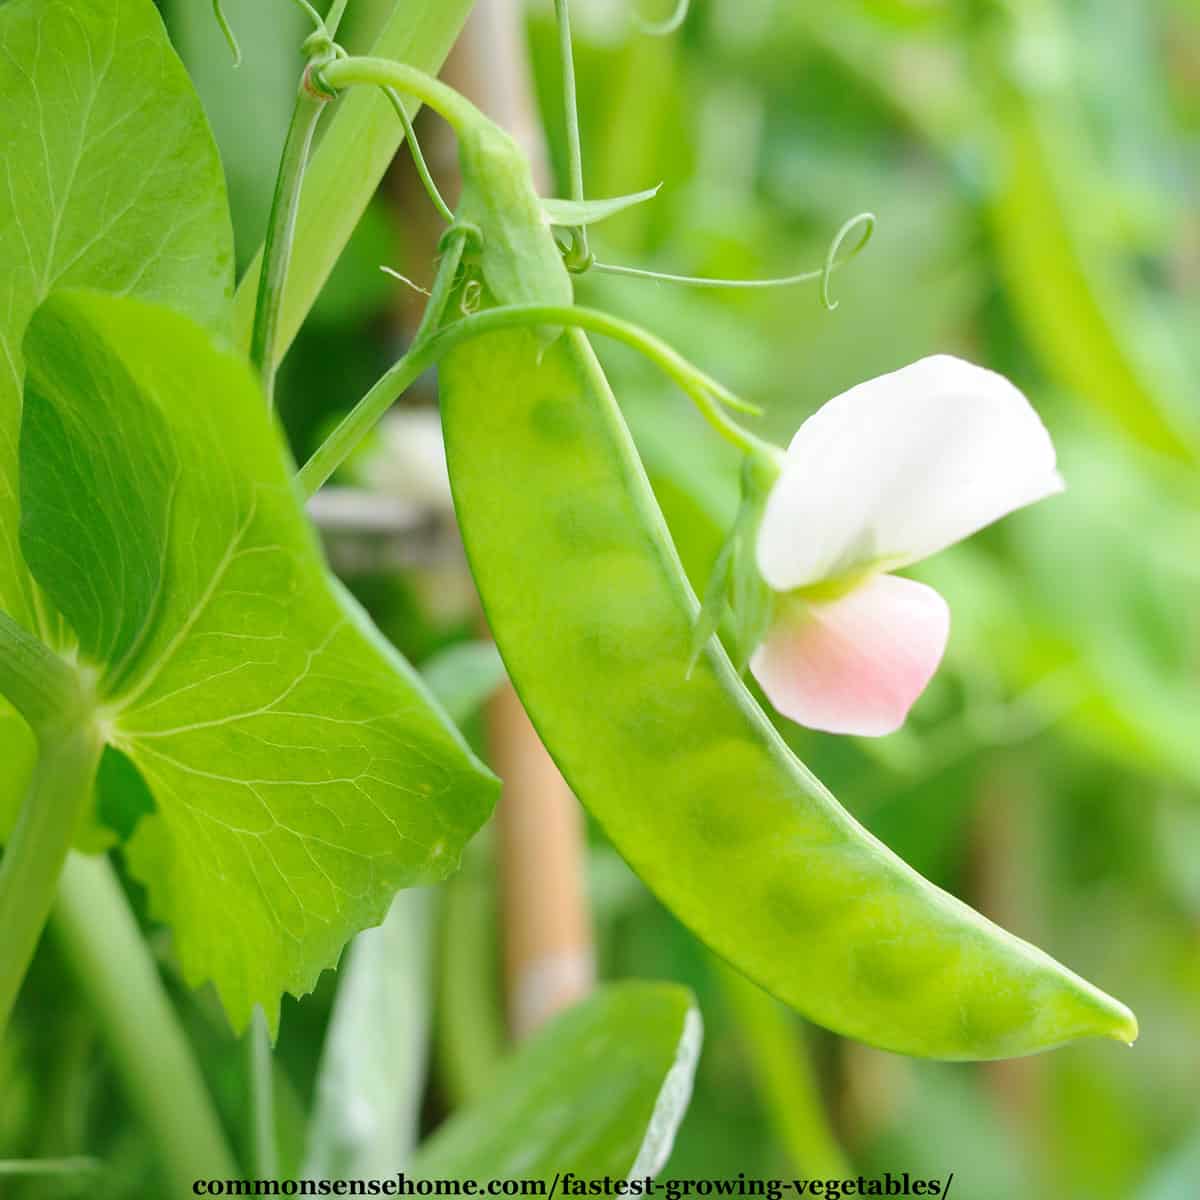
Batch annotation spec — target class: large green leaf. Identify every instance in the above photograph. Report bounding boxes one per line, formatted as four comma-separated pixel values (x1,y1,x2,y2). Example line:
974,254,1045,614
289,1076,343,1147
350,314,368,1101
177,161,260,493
412,983,702,1182
20,290,497,1031
0,0,233,634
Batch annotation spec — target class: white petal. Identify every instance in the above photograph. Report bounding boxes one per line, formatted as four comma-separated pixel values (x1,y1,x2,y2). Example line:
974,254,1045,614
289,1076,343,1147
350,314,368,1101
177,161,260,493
749,574,950,737
756,355,1063,592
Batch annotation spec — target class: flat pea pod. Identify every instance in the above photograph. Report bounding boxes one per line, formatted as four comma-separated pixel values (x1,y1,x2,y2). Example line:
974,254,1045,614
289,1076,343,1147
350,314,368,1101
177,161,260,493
439,324,1137,1060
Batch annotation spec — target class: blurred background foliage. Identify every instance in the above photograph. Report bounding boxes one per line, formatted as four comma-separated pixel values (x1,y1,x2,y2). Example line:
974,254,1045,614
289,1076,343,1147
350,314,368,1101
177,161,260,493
3,1,1199,1198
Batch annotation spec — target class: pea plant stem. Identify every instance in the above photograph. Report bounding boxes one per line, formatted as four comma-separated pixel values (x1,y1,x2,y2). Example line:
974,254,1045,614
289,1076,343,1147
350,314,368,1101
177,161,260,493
52,853,239,1189
297,230,468,498
319,57,485,134
249,1009,278,1177
552,0,589,266
0,612,98,1039
435,854,507,1107
384,86,455,225
0,609,78,729
719,966,851,1179
324,0,350,37
0,722,102,1038
413,229,468,345
298,303,771,497
250,87,327,408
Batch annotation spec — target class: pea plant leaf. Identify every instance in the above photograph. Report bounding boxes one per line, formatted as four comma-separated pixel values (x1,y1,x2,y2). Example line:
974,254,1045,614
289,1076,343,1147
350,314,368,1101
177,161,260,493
0,0,234,636
411,983,702,1183
20,290,499,1032
542,185,663,228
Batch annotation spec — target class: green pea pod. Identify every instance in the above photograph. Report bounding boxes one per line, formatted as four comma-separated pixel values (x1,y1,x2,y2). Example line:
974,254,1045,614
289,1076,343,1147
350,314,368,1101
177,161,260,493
440,325,1136,1060
456,123,573,319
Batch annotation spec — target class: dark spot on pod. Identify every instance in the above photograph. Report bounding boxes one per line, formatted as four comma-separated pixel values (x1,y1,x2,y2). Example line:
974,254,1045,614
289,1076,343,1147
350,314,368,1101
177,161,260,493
530,392,587,443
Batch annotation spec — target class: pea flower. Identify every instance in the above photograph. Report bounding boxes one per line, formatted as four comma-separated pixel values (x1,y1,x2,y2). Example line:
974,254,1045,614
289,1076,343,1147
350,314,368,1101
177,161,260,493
748,355,1063,737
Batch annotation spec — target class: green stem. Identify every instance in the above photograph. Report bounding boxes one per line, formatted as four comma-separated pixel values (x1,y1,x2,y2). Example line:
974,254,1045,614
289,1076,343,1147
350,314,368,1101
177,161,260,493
250,87,328,408
589,209,875,303
384,87,455,225
52,854,238,1188
319,56,484,134
288,0,326,33
249,1008,278,1177
298,303,770,496
553,0,590,267
212,0,241,65
298,229,467,496
0,610,78,731
324,0,350,37
0,723,102,1039
414,229,468,344
434,851,506,1109
719,966,851,1179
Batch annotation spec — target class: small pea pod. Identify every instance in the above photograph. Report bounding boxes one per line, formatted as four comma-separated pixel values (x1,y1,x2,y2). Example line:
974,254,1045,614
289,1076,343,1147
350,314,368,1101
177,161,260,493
439,326,1136,1060
456,122,573,317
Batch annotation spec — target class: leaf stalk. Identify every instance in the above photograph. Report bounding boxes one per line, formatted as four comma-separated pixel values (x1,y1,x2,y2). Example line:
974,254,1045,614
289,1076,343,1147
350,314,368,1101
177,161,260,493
250,85,329,408
0,610,81,732
52,854,239,1188
299,302,773,497
0,721,102,1038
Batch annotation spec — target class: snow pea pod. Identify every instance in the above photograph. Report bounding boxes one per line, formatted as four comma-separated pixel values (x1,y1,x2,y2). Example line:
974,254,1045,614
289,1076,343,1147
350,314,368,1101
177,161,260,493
439,324,1136,1060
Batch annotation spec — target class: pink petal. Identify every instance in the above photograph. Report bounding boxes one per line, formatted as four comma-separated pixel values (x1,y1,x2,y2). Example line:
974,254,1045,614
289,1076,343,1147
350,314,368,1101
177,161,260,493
750,574,950,737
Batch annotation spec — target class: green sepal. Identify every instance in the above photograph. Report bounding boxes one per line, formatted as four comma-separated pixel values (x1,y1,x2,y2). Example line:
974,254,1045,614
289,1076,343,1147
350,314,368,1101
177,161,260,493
731,528,774,675
687,528,736,677
691,449,780,676
729,454,777,673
